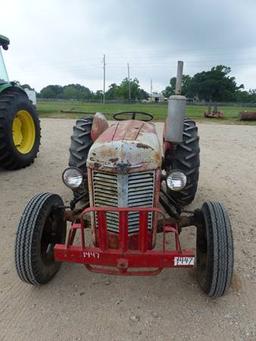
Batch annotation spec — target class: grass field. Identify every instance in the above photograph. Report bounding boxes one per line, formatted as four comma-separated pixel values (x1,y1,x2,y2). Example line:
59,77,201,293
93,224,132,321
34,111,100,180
37,100,256,124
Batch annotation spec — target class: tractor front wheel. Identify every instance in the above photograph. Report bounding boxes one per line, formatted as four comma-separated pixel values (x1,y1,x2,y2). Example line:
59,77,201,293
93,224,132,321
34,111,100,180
15,192,66,285
196,201,234,297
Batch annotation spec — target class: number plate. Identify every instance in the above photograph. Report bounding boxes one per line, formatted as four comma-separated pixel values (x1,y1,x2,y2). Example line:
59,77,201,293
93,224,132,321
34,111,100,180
174,257,195,266
83,251,100,259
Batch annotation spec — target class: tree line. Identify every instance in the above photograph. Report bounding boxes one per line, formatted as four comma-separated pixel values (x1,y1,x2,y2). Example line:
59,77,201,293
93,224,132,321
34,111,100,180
35,78,149,101
23,65,256,103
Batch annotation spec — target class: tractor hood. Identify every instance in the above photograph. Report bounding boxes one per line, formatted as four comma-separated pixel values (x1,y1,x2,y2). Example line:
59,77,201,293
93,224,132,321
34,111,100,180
87,120,161,172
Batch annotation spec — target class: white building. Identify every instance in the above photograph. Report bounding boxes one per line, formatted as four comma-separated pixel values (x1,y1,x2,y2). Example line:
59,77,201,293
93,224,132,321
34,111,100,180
149,91,166,103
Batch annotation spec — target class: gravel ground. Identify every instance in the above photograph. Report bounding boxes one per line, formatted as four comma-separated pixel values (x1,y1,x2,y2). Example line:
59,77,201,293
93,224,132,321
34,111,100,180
0,119,256,341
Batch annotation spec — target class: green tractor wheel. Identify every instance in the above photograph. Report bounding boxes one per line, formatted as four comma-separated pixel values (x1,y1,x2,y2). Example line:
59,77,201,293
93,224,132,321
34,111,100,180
0,89,41,170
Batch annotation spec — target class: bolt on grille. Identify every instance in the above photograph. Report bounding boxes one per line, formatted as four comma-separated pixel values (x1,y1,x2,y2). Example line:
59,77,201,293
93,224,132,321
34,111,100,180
92,171,155,234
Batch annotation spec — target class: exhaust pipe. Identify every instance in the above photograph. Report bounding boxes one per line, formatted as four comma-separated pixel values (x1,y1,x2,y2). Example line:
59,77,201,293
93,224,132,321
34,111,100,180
165,61,186,144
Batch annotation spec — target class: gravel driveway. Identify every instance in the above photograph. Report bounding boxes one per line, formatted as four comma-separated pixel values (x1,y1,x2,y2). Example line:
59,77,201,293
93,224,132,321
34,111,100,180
0,119,255,340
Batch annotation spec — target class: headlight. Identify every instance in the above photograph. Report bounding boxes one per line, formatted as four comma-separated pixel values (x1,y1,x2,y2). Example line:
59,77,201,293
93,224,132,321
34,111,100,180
166,171,187,191
62,167,83,189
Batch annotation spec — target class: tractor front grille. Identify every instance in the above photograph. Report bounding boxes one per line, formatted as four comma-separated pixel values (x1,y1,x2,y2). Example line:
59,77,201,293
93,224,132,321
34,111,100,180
92,171,155,234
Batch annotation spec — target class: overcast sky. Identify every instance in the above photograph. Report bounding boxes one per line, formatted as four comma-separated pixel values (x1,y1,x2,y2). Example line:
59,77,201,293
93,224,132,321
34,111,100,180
1,0,256,93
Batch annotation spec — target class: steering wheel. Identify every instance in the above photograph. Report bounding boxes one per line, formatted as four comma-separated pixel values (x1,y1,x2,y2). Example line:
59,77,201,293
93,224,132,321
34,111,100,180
113,111,153,122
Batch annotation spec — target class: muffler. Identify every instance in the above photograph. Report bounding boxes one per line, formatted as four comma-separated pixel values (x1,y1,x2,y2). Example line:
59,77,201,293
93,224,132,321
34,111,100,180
165,61,186,144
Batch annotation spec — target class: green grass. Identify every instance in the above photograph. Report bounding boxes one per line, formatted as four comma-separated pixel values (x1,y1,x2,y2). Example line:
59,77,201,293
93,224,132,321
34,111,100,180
37,100,256,124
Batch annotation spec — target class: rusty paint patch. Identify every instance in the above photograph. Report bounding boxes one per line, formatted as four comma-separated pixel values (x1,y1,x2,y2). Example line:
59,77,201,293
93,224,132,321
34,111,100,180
109,157,119,163
92,162,102,169
136,143,153,150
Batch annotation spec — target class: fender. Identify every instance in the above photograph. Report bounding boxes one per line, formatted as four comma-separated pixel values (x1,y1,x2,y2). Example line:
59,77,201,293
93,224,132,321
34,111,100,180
0,82,28,97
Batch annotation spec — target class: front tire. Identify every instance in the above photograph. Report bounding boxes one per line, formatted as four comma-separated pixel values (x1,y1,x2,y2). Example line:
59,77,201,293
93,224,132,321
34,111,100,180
196,201,234,297
15,192,66,285
0,90,40,170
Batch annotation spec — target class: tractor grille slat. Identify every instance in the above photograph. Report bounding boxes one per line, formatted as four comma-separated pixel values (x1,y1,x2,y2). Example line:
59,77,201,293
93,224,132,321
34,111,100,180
92,171,155,234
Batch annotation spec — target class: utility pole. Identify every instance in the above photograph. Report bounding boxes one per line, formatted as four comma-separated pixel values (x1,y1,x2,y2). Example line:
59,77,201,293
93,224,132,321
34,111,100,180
103,54,106,104
150,79,153,102
127,63,131,102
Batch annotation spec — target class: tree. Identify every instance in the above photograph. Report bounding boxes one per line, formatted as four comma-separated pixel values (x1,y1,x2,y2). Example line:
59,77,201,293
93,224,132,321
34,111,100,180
93,90,103,101
105,83,120,99
248,89,256,102
62,84,91,100
162,75,192,98
105,78,148,100
189,65,243,102
236,89,256,103
118,77,138,100
40,84,92,100
138,88,149,100
181,75,193,97
40,85,63,99
162,77,176,97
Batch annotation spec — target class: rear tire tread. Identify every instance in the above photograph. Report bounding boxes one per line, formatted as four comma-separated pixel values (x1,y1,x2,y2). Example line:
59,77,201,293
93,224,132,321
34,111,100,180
68,117,93,201
166,118,200,206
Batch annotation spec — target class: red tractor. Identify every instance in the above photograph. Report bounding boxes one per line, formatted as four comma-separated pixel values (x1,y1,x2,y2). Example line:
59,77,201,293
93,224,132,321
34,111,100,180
15,63,233,297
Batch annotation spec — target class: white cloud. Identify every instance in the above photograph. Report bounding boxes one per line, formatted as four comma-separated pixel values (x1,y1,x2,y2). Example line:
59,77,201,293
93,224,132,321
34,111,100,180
1,0,256,92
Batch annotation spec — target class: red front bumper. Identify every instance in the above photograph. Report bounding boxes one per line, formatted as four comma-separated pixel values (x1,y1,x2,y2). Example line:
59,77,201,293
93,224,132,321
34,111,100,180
54,207,195,276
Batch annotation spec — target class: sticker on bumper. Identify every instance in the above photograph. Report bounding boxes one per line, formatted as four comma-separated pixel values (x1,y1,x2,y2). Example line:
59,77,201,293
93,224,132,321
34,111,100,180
174,257,195,266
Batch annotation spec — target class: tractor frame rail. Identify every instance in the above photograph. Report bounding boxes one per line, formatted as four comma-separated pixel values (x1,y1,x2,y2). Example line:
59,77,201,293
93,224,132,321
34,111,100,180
54,207,195,276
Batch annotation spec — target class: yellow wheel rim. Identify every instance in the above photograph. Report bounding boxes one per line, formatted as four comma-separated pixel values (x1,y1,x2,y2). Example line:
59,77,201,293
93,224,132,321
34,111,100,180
12,110,36,154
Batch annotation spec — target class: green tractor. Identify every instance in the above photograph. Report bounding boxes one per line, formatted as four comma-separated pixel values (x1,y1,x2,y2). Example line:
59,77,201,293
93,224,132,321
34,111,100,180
0,35,40,170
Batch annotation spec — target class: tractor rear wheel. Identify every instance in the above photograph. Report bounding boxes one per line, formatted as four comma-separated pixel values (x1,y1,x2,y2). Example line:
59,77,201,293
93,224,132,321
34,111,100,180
196,201,234,297
0,90,40,170
15,192,66,285
68,117,93,202
165,118,200,206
